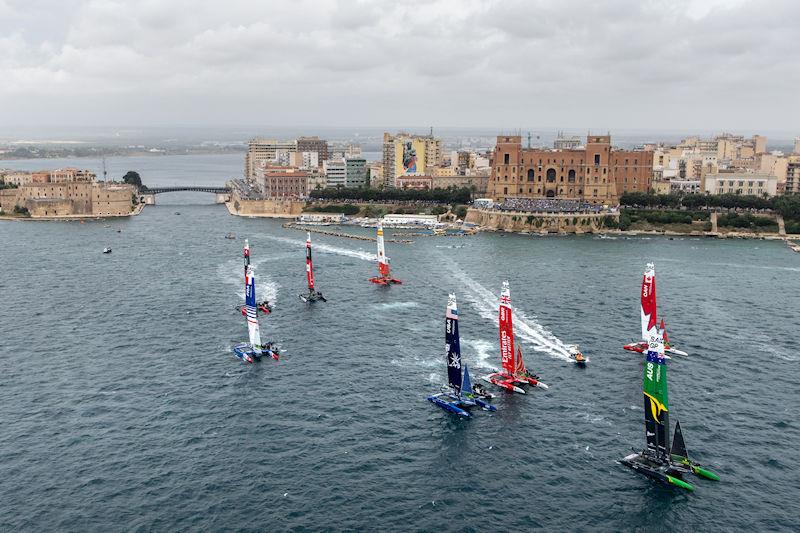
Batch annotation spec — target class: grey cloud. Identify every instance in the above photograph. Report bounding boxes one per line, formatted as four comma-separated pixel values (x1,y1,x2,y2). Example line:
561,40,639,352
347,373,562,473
0,0,797,131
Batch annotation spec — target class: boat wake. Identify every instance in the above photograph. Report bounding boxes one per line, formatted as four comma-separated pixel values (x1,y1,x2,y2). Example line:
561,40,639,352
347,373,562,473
372,301,419,310
262,234,377,261
445,264,573,361
462,338,496,370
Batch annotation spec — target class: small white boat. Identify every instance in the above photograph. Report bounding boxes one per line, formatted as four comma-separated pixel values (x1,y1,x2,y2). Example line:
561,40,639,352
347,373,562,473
102,247,112,254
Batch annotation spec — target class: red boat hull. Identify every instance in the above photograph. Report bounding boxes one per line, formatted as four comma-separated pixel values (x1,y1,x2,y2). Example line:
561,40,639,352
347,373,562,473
369,276,402,285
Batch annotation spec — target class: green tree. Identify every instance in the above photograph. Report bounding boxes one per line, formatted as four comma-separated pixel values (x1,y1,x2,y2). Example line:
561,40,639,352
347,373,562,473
122,171,142,188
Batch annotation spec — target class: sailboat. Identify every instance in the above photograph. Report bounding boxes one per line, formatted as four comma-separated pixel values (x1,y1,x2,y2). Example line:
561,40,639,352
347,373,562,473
299,232,327,303
368,221,402,285
619,322,719,490
483,281,548,393
623,263,687,357
428,294,496,417
233,240,278,363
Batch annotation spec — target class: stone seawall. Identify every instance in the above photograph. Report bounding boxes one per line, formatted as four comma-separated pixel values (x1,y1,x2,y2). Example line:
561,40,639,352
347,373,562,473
226,198,304,218
465,208,615,233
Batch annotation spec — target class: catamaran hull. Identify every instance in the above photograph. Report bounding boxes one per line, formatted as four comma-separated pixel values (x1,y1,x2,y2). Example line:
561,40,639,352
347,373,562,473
369,276,402,285
427,392,497,417
299,292,327,303
624,342,685,358
619,453,695,492
483,372,548,393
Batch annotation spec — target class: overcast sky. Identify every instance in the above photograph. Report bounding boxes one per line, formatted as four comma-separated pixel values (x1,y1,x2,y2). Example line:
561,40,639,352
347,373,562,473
1,0,798,132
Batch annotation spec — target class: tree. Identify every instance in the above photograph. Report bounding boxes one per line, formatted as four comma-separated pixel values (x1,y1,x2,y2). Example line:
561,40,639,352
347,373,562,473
122,171,142,188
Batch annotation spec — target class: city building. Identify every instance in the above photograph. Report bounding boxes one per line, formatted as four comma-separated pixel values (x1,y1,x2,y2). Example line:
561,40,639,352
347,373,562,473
488,134,653,204
703,172,777,197
669,179,702,194
345,157,367,188
785,156,800,194
260,168,309,198
794,137,800,155
368,163,385,188
382,214,439,227
554,132,582,150
296,136,329,166
1,168,96,186
0,181,135,216
396,175,433,190
245,138,297,179
382,131,442,187
323,160,346,188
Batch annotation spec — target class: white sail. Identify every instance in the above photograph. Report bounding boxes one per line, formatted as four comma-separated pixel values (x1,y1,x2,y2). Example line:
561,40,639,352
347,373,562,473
245,265,263,350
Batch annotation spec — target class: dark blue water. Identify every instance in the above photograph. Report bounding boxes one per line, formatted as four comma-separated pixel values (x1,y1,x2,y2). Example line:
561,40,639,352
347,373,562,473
2,205,799,530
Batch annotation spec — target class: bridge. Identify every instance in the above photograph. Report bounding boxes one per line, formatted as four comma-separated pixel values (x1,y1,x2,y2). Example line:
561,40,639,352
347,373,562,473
140,185,232,205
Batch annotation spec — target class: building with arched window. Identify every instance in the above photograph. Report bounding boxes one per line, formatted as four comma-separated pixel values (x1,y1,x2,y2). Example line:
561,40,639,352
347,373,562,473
488,134,653,204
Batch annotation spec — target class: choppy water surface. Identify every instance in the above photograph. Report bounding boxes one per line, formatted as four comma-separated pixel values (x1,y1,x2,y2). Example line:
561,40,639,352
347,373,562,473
1,205,799,531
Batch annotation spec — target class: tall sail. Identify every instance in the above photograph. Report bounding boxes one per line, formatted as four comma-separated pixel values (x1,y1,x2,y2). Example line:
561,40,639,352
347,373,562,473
643,328,670,459
445,293,462,392
305,232,315,290
499,281,516,374
245,265,263,350
376,221,390,278
243,239,251,275
660,317,670,346
640,263,657,342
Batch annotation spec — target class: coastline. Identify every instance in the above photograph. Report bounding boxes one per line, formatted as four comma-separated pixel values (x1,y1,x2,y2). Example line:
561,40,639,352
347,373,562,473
0,202,144,221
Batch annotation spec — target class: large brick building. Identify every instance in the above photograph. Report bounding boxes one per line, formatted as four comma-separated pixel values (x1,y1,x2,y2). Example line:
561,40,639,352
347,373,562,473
488,134,653,204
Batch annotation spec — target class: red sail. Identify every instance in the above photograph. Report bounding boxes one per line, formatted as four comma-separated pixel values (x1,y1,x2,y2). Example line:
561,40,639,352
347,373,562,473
640,263,657,341
514,346,527,376
305,233,315,290
499,281,515,374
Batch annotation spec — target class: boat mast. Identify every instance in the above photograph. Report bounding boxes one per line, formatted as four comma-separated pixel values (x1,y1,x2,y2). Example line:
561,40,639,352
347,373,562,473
376,221,390,278
445,294,462,393
640,263,657,342
306,232,315,291
499,281,516,375
641,263,670,460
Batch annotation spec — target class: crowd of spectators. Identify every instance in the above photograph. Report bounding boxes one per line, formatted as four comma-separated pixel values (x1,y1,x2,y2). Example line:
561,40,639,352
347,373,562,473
484,198,606,213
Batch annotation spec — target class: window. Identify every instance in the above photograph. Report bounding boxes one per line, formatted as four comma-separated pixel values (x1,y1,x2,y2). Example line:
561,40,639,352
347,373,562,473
594,154,600,165
504,154,509,164
503,187,507,194
527,169,534,181
568,170,576,182
546,169,556,182
593,189,598,197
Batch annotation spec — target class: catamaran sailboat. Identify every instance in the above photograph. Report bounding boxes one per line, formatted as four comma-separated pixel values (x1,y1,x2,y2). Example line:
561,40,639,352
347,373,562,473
428,294,496,417
483,281,548,393
619,320,718,491
299,232,327,303
233,240,278,363
623,263,687,357
369,221,401,285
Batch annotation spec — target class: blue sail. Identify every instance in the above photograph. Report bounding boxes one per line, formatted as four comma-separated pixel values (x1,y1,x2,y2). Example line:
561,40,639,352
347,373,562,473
445,294,462,392
461,364,474,397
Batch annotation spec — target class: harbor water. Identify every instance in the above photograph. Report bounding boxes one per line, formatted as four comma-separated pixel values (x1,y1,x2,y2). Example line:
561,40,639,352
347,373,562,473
1,160,799,530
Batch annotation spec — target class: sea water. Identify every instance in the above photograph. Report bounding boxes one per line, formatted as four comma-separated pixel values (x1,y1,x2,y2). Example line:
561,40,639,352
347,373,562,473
1,160,798,531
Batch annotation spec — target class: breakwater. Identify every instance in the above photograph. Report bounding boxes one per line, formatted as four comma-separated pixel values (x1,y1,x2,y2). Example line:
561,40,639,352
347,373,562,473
282,222,413,243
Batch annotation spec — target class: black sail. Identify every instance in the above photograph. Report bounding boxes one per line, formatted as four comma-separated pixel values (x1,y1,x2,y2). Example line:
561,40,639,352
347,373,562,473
671,420,688,459
445,295,462,393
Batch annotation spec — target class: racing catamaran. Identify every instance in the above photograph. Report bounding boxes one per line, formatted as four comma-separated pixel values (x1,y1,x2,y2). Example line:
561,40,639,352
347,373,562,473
233,240,278,363
483,281,548,393
428,294,496,417
623,263,687,357
619,324,719,491
299,232,327,303
369,221,401,285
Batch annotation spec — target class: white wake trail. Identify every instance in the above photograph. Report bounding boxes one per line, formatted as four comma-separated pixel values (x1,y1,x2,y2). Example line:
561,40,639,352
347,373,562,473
261,234,377,261
446,264,572,361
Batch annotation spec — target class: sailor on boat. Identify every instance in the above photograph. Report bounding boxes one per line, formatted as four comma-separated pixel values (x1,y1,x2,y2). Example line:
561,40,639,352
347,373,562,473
568,344,587,364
